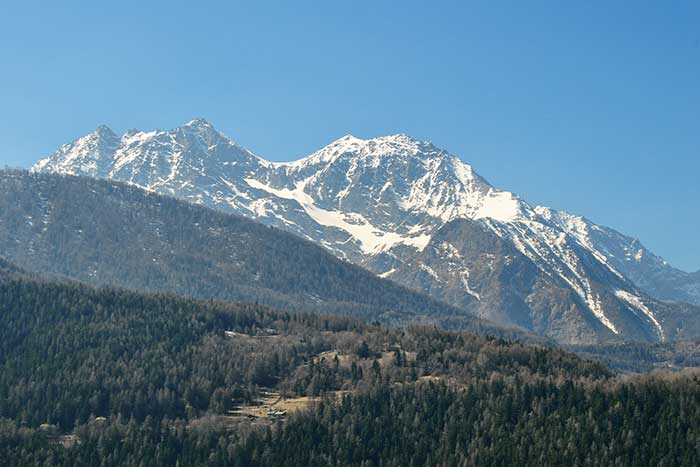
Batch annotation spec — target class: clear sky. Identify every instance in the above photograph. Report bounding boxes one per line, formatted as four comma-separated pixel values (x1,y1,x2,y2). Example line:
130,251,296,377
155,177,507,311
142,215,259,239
1,1,698,271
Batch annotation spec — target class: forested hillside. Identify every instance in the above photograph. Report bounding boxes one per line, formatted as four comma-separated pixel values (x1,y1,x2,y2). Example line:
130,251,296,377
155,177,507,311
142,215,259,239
568,339,700,373
0,257,21,279
1,270,700,465
239,374,700,466
0,272,598,430
0,170,515,335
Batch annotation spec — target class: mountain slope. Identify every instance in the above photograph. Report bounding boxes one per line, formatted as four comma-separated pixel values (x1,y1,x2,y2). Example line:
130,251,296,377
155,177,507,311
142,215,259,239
391,218,700,344
537,207,700,305
0,256,22,280
31,120,700,344
0,170,526,335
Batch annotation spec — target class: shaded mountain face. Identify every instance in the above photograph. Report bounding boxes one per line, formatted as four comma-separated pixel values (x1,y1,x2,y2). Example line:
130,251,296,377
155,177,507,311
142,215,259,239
32,119,700,344
536,207,700,305
390,219,700,344
0,171,533,338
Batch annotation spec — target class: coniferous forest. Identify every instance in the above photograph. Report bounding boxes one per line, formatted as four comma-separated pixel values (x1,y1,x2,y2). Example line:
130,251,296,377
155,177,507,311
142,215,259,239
2,264,700,466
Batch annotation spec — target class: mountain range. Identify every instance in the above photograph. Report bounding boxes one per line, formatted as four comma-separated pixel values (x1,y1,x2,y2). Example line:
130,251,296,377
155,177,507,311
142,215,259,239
31,119,700,344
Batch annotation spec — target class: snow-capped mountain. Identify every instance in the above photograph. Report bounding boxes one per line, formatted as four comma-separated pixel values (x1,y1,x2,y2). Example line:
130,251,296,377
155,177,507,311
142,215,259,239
32,119,700,344
537,208,700,305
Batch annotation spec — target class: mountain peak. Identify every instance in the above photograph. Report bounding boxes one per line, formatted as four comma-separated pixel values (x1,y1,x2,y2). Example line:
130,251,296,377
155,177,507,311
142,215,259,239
324,132,428,149
31,124,120,175
327,134,364,147
94,124,117,138
330,132,434,158
178,118,239,148
366,134,443,159
184,118,213,129
379,133,420,143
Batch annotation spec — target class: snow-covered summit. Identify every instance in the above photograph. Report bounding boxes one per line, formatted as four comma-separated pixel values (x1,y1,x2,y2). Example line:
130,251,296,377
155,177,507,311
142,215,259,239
279,131,532,225
33,125,120,176
281,133,441,169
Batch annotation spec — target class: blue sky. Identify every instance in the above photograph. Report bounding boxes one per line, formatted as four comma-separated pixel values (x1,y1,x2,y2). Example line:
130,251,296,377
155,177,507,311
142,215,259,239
1,1,698,271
